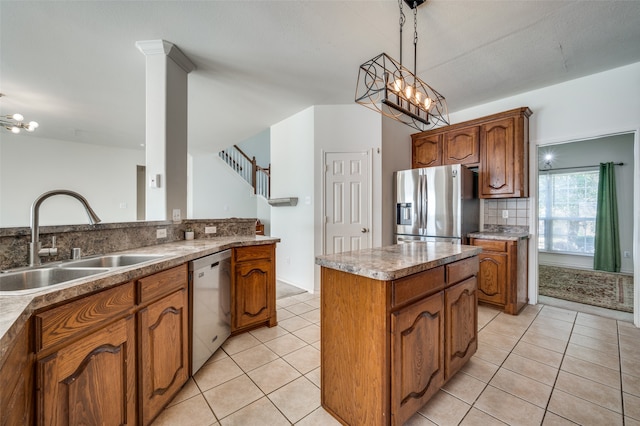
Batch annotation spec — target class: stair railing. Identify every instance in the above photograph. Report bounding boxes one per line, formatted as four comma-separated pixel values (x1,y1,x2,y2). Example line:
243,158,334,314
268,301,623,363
219,145,270,199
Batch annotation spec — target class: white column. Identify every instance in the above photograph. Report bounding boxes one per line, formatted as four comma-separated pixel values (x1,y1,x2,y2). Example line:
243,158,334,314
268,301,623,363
136,40,195,221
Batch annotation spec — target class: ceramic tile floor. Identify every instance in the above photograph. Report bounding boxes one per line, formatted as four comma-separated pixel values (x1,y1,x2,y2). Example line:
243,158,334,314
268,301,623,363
152,292,640,426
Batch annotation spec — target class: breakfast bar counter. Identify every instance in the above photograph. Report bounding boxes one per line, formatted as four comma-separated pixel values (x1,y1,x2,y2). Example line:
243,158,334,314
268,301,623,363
316,242,481,426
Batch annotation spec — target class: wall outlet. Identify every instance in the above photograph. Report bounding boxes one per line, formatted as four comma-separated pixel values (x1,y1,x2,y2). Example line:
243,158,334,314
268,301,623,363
205,226,217,234
502,210,509,219
172,209,181,221
156,228,167,239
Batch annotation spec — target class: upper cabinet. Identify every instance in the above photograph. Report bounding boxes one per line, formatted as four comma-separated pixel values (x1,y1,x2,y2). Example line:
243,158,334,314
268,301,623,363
411,107,532,198
412,133,442,168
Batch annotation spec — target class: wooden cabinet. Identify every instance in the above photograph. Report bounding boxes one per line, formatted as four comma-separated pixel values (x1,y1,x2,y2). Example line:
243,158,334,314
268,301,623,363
33,264,189,425
480,112,530,198
470,237,528,314
443,126,480,165
391,292,444,424
411,107,532,198
37,315,137,425
138,265,189,425
412,134,442,168
231,244,277,333
34,281,136,426
0,320,35,426
321,255,478,426
445,277,478,378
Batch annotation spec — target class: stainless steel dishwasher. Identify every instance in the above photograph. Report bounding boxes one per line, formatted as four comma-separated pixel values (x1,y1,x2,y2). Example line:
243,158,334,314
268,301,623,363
189,250,231,374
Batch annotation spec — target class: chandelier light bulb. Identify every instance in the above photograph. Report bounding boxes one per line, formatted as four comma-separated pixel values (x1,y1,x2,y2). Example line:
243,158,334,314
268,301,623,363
26,121,39,131
12,113,24,122
404,85,414,100
424,97,433,110
390,78,404,93
10,126,20,134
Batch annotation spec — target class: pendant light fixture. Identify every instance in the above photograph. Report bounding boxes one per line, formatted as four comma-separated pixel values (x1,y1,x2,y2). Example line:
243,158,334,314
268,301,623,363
355,0,449,131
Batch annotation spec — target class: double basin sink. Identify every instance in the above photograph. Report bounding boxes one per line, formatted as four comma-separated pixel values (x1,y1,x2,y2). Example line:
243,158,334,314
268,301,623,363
0,254,164,293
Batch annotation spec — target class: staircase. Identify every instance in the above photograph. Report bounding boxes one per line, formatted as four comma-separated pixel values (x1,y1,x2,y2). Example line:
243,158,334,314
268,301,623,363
219,145,270,199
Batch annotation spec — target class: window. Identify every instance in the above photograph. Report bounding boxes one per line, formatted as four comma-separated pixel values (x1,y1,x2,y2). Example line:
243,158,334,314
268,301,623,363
538,169,599,254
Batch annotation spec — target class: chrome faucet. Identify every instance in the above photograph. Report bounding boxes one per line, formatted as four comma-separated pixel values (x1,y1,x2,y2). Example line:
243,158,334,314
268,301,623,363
30,190,101,267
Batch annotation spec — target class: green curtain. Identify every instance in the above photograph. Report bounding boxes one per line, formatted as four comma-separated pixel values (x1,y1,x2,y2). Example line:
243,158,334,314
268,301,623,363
593,162,620,272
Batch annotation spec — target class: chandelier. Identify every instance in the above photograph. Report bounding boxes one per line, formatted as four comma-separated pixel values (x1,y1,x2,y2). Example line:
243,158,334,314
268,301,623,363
355,0,449,131
1,113,39,134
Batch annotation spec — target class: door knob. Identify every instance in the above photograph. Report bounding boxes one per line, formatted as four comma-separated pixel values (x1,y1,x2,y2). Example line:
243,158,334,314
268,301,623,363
361,228,368,233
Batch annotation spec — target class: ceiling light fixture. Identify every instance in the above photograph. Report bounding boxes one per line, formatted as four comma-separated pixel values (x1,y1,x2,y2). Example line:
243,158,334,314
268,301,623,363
1,113,39,134
355,0,449,131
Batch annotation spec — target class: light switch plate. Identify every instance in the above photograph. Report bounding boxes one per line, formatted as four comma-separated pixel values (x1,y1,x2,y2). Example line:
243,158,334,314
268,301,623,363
502,210,509,219
172,209,181,221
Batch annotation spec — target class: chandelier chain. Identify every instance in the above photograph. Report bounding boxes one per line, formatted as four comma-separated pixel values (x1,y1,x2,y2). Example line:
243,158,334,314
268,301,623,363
398,0,405,66
413,2,418,80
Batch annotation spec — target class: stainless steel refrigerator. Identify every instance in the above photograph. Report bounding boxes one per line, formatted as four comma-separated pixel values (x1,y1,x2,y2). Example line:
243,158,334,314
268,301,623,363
394,164,479,244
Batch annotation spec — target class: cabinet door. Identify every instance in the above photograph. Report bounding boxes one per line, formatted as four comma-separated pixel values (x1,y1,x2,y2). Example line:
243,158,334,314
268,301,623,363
443,126,479,165
139,288,189,425
480,117,517,197
477,251,508,306
412,134,442,168
445,277,478,379
233,259,273,330
37,316,136,426
391,292,444,426
1,320,34,426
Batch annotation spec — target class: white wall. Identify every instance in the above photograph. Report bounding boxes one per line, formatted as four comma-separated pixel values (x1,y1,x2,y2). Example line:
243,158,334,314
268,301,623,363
381,117,414,245
190,154,258,219
447,61,640,325
270,107,315,292
0,134,144,227
538,134,635,273
236,128,270,169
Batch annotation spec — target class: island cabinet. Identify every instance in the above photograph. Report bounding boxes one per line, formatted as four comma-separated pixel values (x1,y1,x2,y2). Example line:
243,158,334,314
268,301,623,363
320,255,478,426
33,264,189,426
470,237,528,315
231,244,277,333
411,107,532,199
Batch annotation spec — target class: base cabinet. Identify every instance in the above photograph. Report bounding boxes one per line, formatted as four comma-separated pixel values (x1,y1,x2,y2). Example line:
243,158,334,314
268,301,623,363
139,286,189,425
37,315,137,425
33,264,189,426
391,292,445,425
321,256,479,426
232,244,277,333
471,238,528,314
0,319,34,426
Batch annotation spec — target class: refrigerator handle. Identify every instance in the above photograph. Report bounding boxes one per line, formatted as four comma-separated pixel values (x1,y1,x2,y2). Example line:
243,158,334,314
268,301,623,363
421,173,428,232
417,173,423,233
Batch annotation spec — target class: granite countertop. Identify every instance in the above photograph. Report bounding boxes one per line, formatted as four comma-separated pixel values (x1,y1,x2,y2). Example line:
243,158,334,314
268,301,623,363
468,231,530,241
0,236,279,360
315,242,482,281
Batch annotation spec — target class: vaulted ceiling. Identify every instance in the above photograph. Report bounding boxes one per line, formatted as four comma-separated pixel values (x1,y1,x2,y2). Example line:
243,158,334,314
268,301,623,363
2,1,640,153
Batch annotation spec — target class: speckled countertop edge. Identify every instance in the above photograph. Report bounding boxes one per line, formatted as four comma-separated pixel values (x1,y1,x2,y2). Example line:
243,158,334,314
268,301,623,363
0,236,279,360
315,242,482,281
468,231,530,241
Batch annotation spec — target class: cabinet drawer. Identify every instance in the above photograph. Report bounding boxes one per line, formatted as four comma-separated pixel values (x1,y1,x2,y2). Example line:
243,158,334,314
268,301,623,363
471,239,507,252
35,282,135,352
138,264,187,305
234,244,273,263
392,266,445,308
446,256,479,285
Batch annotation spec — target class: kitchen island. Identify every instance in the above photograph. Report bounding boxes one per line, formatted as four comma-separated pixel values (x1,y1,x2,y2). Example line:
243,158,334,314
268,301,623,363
316,242,481,426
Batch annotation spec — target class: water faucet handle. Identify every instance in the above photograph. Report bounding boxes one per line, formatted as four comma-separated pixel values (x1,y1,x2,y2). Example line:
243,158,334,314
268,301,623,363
38,235,58,258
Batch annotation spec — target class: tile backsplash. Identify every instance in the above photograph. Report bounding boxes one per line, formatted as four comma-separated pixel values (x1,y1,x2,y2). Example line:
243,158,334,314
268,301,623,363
483,198,530,227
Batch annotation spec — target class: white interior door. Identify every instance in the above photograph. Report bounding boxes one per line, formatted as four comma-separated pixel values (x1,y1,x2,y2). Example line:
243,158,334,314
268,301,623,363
324,151,371,254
